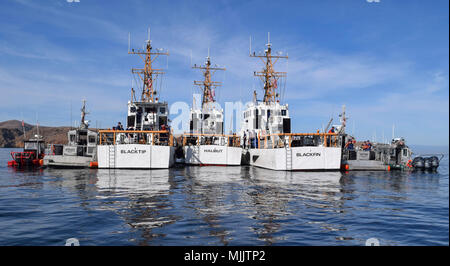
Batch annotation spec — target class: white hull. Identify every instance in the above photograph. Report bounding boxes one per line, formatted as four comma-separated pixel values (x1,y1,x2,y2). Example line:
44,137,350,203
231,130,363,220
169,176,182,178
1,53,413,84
44,155,94,168
248,146,341,171
184,145,242,165
345,160,390,171
97,144,174,169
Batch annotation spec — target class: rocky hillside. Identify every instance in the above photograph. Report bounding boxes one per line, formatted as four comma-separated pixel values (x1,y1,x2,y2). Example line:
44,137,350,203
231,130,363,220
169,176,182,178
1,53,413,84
0,120,74,148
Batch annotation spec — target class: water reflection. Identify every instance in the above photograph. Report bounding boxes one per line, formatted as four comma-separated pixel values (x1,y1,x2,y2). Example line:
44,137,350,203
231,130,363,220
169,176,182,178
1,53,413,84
177,166,348,245
95,169,178,245
1,148,448,245
95,169,171,197
249,167,343,204
41,165,446,246
245,168,345,244
342,169,442,195
179,166,246,245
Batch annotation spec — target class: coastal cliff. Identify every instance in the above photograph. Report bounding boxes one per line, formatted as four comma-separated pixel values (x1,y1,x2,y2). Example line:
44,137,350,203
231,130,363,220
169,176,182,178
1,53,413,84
0,120,72,148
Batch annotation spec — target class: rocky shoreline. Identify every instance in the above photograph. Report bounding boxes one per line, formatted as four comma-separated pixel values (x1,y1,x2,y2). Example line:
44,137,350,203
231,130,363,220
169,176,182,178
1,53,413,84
0,120,72,148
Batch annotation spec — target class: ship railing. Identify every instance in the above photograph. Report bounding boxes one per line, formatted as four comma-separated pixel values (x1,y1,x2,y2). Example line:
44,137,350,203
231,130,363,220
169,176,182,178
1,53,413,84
182,133,241,147
255,132,340,149
98,130,173,146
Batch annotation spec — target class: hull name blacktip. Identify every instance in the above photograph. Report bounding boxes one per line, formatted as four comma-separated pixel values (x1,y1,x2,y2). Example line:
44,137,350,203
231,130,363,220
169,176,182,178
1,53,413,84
120,149,147,154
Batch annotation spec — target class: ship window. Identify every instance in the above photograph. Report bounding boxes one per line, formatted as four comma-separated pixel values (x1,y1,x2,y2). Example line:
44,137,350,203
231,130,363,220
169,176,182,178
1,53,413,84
282,110,286,116
204,114,210,120
24,142,38,150
69,134,76,142
88,136,96,143
403,149,408,156
146,107,157,113
160,107,166,113
127,115,135,127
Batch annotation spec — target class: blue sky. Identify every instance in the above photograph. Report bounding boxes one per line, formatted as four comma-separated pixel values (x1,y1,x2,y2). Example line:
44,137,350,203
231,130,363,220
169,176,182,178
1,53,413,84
0,0,448,146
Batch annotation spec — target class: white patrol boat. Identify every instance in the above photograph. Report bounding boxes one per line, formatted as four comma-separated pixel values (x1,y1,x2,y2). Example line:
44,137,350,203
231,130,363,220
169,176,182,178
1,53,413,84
240,34,342,171
182,53,242,166
97,30,174,169
43,100,98,168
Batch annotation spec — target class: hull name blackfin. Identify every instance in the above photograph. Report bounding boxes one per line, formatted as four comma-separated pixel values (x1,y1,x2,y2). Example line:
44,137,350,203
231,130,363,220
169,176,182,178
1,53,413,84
296,152,321,157
240,33,343,171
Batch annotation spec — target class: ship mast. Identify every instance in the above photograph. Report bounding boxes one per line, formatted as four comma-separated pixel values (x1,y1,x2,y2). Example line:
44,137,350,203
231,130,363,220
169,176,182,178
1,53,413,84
192,50,225,109
250,32,288,104
80,99,89,129
338,104,347,134
129,28,169,103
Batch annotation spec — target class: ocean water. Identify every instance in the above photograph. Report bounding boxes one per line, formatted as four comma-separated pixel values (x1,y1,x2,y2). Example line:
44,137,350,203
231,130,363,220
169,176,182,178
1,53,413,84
0,148,448,246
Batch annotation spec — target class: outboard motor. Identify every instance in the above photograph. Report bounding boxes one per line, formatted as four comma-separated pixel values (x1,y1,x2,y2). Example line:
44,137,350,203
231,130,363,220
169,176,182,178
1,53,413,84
430,156,440,169
423,157,432,169
412,157,424,169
